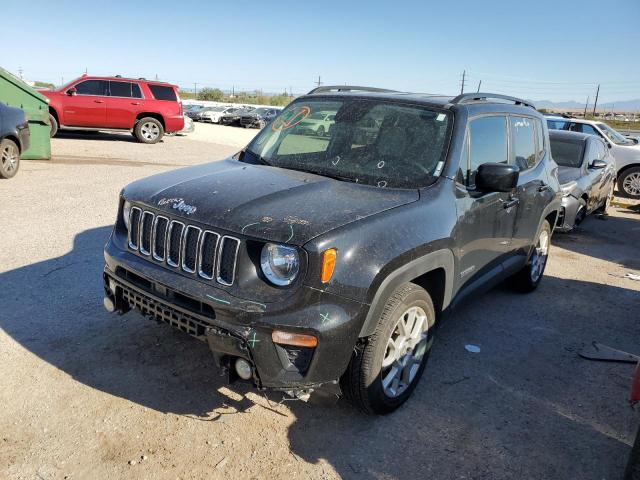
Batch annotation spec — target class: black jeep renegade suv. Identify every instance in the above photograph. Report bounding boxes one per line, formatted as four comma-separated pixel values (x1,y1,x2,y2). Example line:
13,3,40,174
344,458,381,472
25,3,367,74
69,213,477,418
103,87,561,414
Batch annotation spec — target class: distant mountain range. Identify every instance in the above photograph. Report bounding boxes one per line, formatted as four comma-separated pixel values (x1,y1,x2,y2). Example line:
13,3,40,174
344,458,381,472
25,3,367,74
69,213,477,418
535,98,640,111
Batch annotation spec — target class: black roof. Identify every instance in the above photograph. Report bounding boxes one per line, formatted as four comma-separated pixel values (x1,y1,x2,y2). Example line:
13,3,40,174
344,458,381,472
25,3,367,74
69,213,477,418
303,86,536,111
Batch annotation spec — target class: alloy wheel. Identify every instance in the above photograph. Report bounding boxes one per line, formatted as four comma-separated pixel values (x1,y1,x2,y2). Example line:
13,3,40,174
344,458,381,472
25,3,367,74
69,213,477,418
530,229,550,283
1,142,18,174
623,172,640,197
140,122,160,141
381,306,430,398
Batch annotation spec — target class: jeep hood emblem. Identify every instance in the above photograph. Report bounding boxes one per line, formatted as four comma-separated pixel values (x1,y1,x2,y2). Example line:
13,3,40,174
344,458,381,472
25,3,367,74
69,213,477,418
157,197,197,215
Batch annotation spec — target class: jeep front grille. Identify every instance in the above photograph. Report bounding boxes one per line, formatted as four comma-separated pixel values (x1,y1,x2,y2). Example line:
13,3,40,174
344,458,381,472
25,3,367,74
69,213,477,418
128,207,240,286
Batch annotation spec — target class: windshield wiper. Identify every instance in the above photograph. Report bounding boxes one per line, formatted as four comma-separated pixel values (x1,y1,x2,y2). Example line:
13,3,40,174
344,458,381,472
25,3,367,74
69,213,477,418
285,166,355,182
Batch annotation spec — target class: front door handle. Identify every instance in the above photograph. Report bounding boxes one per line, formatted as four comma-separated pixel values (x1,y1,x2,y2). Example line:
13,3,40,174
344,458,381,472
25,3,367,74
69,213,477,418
94,100,105,104
503,198,519,209
131,102,140,105
538,184,552,193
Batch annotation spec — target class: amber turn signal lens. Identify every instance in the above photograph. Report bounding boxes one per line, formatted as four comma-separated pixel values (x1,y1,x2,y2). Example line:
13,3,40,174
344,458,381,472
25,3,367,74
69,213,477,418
321,248,337,283
272,330,318,348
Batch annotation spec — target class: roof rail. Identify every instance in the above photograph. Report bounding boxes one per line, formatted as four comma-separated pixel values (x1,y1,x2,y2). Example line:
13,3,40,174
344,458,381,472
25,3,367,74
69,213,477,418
307,85,398,95
450,92,536,109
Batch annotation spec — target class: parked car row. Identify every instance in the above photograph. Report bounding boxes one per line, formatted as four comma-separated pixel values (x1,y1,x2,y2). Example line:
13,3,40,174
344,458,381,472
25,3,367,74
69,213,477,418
546,114,640,199
185,103,282,129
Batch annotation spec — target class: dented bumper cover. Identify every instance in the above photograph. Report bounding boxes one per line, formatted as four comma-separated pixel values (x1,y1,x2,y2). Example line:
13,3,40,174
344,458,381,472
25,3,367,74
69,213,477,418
103,240,367,391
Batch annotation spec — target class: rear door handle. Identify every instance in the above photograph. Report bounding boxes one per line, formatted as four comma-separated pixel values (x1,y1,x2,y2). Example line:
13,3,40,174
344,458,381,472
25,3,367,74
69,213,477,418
131,102,140,105
94,100,104,104
503,198,519,209
538,184,552,192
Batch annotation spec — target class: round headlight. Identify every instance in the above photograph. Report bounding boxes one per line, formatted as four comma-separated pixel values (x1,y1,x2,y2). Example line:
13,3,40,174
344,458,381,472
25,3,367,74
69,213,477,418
260,243,300,286
123,200,132,229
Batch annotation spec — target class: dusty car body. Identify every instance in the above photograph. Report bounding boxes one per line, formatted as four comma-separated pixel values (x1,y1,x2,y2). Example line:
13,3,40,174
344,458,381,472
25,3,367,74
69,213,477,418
104,87,561,414
549,130,616,231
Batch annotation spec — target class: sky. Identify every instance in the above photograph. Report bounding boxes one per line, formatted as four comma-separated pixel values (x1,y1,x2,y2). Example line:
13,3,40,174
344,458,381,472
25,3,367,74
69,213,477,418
2,0,640,105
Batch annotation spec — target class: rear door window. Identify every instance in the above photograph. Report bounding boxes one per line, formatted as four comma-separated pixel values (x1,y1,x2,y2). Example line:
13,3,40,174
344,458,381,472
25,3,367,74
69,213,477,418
547,119,568,130
74,80,108,96
466,115,509,186
148,85,177,101
510,116,537,170
109,81,143,98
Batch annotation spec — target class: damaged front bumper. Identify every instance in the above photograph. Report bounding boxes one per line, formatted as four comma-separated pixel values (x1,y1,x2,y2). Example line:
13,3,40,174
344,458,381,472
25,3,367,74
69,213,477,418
555,195,580,232
103,241,367,396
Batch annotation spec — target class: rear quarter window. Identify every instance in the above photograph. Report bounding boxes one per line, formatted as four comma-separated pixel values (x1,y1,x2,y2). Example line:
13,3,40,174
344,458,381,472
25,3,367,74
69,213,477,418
148,85,177,101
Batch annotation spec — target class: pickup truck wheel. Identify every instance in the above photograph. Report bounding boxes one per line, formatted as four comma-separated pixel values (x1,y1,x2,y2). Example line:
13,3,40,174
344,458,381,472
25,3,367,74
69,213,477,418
134,117,164,144
618,167,640,198
511,220,551,292
341,283,435,414
49,113,58,137
0,138,20,179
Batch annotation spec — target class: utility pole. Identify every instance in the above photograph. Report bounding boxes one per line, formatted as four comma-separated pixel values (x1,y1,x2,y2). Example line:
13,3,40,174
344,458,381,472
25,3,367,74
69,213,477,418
315,75,322,88
592,84,600,117
194,82,197,99
583,96,589,117
460,70,466,95
476,80,482,93
18,67,23,80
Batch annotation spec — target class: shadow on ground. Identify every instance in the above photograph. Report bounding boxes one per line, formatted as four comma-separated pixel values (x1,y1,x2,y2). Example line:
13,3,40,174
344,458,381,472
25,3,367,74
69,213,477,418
553,206,640,271
1,226,638,479
55,131,148,143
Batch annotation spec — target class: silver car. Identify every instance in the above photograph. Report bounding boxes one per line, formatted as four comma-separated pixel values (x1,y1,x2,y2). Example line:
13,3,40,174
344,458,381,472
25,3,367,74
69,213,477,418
549,130,616,232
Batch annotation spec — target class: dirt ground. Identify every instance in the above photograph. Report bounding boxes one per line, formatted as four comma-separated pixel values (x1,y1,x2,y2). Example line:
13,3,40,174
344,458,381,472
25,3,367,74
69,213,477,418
1,130,639,480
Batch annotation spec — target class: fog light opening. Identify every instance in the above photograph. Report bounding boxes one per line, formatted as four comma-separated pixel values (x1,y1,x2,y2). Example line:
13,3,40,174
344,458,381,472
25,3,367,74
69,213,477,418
103,295,116,313
235,358,253,380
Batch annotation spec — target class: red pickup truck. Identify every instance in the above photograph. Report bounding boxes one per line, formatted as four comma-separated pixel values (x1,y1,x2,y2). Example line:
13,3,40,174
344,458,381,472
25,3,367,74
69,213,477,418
41,75,184,144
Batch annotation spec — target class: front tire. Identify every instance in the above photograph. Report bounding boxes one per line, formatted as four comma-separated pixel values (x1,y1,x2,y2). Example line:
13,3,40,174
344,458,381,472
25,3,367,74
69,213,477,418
134,117,164,144
618,167,640,199
0,138,20,179
341,283,436,414
574,198,587,227
49,113,58,138
511,220,551,292
596,183,614,214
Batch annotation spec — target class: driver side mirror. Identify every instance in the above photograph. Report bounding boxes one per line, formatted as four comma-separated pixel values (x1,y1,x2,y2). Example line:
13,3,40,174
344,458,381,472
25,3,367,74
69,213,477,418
589,159,607,169
66,87,77,96
475,163,520,192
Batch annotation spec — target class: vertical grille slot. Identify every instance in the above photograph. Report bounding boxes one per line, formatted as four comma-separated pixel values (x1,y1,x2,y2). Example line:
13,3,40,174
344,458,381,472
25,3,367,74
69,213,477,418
128,207,142,250
167,221,185,267
216,236,240,286
198,231,220,280
139,211,155,255
181,226,201,273
152,216,169,261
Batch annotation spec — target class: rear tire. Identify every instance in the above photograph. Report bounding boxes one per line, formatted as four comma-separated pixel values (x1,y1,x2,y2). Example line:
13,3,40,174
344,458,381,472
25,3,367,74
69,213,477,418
0,138,20,179
618,166,640,199
49,113,58,137
134,117,164,144
341,283,436,415
511,220,551,292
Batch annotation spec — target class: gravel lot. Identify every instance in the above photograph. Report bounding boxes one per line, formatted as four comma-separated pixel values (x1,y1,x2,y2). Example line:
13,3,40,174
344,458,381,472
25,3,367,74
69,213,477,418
1,130,639,480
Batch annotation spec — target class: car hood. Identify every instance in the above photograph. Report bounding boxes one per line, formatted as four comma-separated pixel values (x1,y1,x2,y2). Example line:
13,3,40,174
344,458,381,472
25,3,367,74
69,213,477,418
123,158,419,245
557,166,583,184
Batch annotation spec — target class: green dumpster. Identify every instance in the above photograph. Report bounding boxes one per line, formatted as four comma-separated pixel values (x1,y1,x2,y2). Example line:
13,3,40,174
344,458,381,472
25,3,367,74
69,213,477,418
0,67,51,160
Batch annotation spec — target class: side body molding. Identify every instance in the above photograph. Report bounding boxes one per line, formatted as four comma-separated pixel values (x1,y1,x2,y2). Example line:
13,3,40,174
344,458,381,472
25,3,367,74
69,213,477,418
359,249,455,337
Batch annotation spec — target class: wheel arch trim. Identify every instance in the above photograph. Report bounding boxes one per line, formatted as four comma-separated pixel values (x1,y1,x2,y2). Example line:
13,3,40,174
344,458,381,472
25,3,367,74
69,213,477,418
358,249,455,338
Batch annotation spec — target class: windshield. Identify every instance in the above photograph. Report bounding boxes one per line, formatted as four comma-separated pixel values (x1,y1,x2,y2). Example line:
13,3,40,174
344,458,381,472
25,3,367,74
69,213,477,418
550,139,584,168
252,108,270,115
597,123,635,146
244,99,452,188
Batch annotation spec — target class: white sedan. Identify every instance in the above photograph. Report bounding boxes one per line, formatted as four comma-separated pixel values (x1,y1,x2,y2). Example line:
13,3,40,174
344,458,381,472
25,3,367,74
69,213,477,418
200,106,240,124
